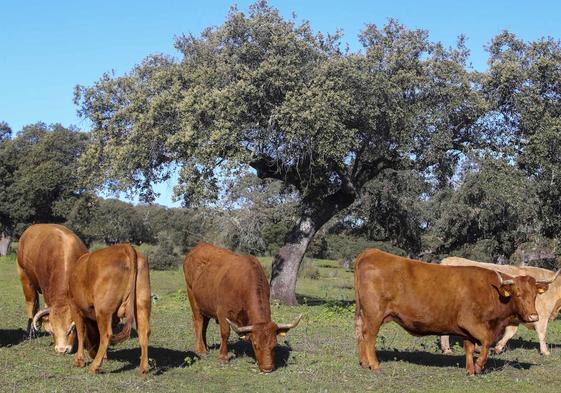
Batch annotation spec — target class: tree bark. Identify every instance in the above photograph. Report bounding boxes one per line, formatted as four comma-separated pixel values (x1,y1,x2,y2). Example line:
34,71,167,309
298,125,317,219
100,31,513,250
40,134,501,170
0,231,11,257
270,190,356,305
270,216,318,305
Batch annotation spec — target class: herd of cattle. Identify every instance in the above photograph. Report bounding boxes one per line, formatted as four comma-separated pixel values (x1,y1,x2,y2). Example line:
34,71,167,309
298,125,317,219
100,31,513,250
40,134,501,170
10,223,561,376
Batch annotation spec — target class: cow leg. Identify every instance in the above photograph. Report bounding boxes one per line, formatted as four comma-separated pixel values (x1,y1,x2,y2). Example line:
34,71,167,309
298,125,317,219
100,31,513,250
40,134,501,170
494,325,518,354
356,314,369,368
187,289,208,355
85,320,100,360
535,319,550,356
464,339,476,375
135,283,151,375
72,307,86,368
89,312,112,374
360,310,383,373
217,319,230,364
440,335,453,354
475,339,491,374
17,266,39,339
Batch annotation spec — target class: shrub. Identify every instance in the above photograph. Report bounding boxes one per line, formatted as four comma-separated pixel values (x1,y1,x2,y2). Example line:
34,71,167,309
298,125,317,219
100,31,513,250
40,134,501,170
146,231,182,270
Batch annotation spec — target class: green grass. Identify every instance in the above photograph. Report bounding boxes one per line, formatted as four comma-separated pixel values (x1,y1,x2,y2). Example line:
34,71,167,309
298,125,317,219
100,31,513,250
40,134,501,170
2,254,561,392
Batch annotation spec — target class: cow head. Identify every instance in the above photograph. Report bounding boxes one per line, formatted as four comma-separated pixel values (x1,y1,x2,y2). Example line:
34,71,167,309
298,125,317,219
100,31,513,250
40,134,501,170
227,315,302,373
495,271,557,323
32,304,76,353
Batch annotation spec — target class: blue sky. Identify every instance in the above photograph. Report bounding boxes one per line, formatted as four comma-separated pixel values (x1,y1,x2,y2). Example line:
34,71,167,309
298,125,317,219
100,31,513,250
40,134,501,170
2,0,560,206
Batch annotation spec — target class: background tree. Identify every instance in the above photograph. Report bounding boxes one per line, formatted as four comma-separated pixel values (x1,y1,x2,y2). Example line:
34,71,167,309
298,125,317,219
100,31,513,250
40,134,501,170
75,2,489,304
0,122,89,255
0,121,13,255
426,156,538,262
484,32,561,242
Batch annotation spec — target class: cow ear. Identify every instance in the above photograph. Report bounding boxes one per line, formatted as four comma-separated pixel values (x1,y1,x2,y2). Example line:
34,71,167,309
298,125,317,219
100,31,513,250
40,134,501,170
536,283,549,294
498,285,512,298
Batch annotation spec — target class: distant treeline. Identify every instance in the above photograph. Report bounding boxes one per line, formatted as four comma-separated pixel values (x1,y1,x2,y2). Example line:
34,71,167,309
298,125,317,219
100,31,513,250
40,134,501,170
1,123,559,270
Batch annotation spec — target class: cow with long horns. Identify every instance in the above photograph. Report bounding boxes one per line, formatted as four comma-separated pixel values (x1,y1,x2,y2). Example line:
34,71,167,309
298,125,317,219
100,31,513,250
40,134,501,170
16,224,87,353
183,243,301,373
354,249,551,375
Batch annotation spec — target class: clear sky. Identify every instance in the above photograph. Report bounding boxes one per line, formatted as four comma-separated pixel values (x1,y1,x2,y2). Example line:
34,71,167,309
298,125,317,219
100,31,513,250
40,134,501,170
2,0,560,206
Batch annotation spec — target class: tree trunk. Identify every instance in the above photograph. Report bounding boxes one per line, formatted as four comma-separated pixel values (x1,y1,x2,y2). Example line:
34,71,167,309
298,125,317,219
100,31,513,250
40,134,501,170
270,216,318,305
0,231,11,257
270,191,356,305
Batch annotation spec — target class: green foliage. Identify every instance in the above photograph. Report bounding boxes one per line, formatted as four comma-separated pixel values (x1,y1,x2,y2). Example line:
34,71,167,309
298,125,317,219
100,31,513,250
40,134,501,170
427,156,537,261
146,231,183,270
0,123,89,236
309,233,407,261
66,198,150,245
485,32,561,242
75,3,487,297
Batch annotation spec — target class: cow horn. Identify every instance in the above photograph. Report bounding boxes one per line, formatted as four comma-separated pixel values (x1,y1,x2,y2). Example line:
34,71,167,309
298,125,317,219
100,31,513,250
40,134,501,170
537,269,561,284
226,318,254,334
495,271,514,286
32,307,50,331
277,314,303,331
66,322,76,336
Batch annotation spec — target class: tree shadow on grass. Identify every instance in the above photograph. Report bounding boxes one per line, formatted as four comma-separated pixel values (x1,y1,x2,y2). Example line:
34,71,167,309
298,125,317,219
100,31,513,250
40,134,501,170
439,335,561,355
208,339,292,369
496,337,561,352
377,349,534,372
0,328,50,347
295,294,353,307
109,346,200,375
0,329,28,347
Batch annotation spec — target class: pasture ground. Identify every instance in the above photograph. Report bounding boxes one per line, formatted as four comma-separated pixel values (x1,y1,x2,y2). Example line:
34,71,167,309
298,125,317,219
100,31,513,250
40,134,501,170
1,254,561,392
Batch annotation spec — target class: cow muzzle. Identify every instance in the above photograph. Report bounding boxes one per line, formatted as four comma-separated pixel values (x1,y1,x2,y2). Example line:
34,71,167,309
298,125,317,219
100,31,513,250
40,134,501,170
55,345,72,354
526,314,539,322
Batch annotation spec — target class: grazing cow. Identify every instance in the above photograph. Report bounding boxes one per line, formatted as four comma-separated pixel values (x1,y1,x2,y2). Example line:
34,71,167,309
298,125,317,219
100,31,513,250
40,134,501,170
16,224,87,353
183,243,301,373
69,244,151,375
354,249,551,375
440,257,561,355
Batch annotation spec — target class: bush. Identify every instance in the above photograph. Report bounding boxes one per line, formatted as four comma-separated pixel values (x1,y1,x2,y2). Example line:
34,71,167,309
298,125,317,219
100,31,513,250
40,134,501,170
146,231,182,270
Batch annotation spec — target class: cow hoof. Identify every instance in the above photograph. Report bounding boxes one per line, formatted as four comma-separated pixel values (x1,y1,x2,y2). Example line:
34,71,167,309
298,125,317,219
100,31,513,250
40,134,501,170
219,357,229,365
442,349,453,355
359,361,369,369
89,368,99,375
196,350,208,357
74,358,86,368
493,347,504,355
137,367,148,377
542,351,551,356
474,365,482,375
370,367,382,375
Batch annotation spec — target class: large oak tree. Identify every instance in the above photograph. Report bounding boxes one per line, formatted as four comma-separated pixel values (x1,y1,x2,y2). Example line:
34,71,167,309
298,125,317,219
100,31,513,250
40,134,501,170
75,2,487,304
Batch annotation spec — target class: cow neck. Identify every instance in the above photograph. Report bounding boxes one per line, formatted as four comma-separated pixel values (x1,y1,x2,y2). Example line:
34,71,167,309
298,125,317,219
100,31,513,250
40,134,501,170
488,293,519,338
245,271,272,325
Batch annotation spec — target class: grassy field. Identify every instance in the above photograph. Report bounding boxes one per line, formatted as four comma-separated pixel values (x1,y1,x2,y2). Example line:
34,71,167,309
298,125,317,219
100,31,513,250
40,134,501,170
1,254,561,392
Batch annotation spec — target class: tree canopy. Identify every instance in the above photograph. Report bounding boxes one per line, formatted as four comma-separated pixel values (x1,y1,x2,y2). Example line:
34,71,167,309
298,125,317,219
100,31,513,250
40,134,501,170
75,2,494,303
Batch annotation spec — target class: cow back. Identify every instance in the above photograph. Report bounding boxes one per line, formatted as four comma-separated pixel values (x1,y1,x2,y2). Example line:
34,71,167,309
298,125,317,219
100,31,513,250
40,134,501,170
184,243,271,324
17,224,87,306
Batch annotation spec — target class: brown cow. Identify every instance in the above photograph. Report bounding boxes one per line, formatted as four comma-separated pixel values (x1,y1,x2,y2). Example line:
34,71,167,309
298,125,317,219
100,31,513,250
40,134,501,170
69,244,151,375
16,224,87,353
440,256,561,355
183,243,301,373
354,249,550,375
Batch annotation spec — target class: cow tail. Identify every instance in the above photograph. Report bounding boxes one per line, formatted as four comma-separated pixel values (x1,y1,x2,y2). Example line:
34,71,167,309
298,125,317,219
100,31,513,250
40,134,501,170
110,244,137,344
354,258,364,340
